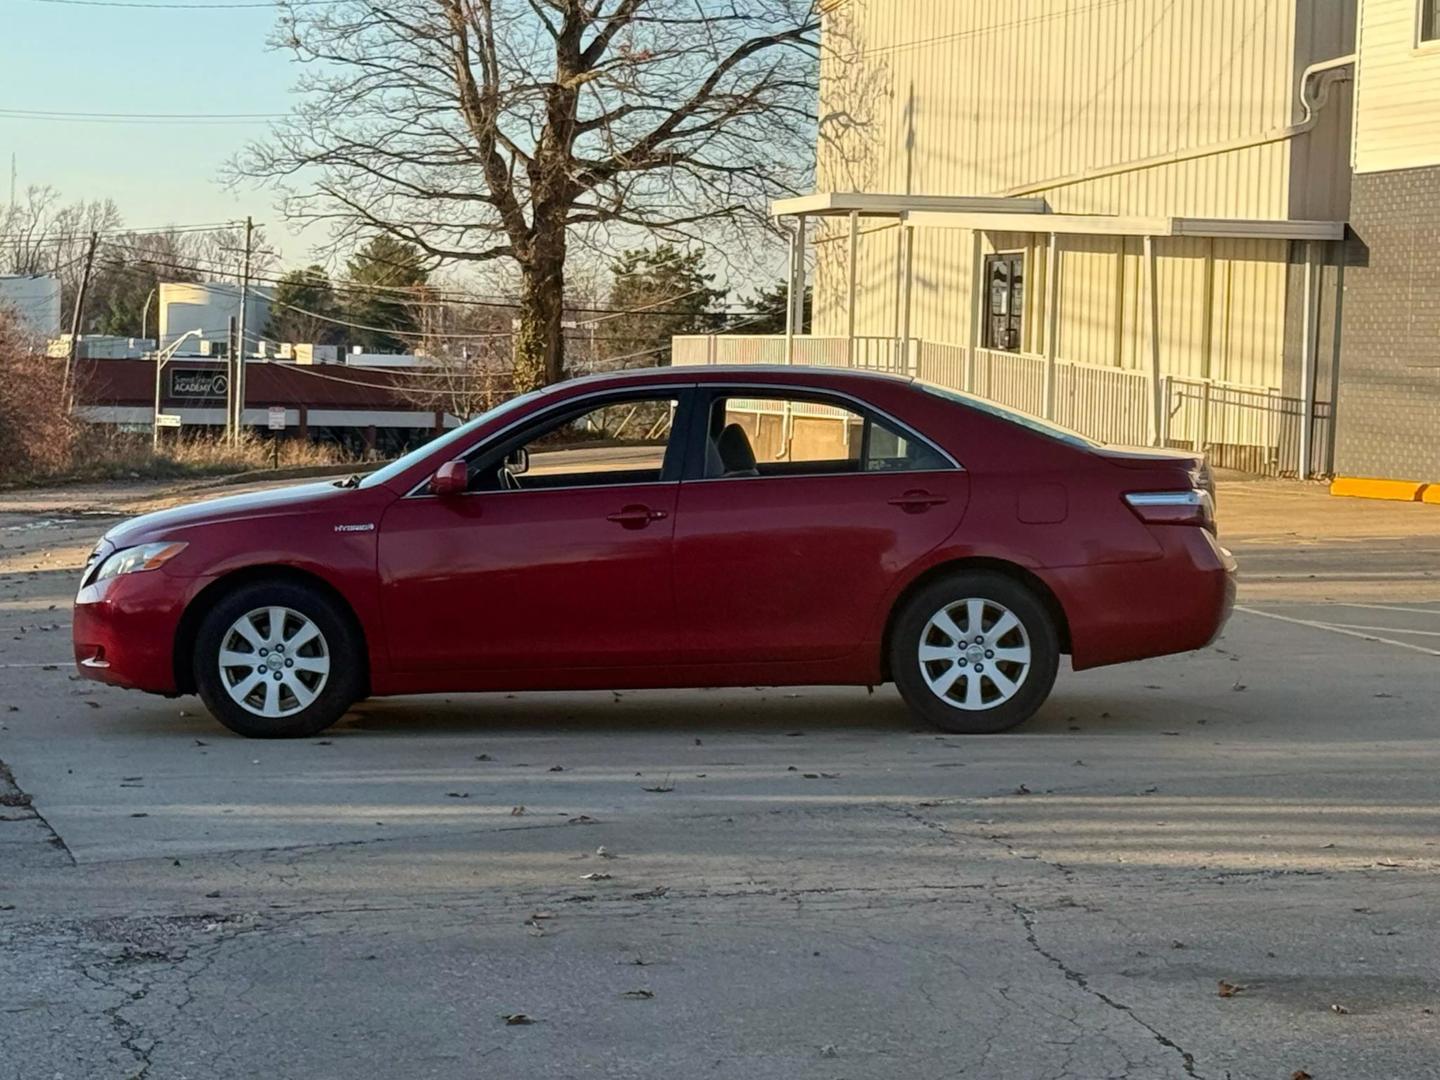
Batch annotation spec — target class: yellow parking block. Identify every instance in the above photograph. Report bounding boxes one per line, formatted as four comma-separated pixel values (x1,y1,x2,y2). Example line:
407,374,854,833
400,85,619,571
1330,477,1425,502
1423,485,1440,505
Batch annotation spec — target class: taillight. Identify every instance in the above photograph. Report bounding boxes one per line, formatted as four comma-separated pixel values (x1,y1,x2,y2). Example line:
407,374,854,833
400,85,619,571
1124,489,1216,533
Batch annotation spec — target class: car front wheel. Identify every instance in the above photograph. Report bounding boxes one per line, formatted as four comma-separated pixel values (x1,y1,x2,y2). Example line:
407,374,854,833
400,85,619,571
193,580,363,738
890,571,1059,734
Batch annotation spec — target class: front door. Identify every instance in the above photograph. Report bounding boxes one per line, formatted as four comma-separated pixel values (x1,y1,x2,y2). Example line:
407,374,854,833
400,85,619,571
377,391,688,674
984,252,1025,352
673,390,969,665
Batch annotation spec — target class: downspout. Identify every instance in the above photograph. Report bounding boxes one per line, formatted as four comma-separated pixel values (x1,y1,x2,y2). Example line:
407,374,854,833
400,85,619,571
1001,54,1356,198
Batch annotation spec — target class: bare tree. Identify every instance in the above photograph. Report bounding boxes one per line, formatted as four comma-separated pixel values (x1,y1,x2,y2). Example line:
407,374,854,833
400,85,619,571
240,0,819,391
0,185,122,312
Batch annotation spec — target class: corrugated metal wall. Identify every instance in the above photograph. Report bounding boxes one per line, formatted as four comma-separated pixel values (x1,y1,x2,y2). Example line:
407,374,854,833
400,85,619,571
813,0,1354,390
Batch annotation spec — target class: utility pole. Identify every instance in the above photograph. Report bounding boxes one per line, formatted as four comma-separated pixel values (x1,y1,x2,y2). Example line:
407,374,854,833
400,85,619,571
232,216,253,444
61,230,99,413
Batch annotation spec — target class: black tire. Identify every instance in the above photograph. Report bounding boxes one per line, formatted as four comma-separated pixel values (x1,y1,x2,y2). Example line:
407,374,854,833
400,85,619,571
193,580,364,738
890,571,1059,734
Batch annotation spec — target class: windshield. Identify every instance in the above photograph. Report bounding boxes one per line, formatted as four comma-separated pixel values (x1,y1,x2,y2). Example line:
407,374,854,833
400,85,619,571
915,380,1100,449
359,385,551,489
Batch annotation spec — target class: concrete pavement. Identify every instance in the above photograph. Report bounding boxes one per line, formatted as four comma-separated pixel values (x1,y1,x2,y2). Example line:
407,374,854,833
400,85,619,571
2,476,1439,1079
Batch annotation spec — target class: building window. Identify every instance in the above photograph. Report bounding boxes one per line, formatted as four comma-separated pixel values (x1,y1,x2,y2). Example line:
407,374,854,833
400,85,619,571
984,253,1026,352
1423,0,1440,42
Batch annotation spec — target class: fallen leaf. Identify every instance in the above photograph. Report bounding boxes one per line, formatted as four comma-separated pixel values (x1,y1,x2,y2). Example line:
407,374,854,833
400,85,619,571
1292,1071,1313,1080
630,886,668,900
580,872,611,881
621,989,654,1000
446,791,470,799
1232,681,1247,692
501,1013,534,1025
596,846,616,858
1217,980,1245,998
84,700,100,709
1015,784,1031,796
510,805,526,816
475,753,493,761
549,765,564,772
567,815,597,825
1331,1003,1350,1015
642,783,675,793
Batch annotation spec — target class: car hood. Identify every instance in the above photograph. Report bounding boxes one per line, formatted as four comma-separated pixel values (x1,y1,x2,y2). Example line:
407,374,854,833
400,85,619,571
104,481,367,547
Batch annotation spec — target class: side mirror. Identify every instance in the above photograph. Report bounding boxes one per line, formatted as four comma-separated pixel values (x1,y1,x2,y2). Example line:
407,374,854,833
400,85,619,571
504,446,530,475
428,459,468,496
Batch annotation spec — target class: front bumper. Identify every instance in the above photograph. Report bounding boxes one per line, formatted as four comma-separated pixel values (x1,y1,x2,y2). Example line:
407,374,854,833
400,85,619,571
73,571,189,694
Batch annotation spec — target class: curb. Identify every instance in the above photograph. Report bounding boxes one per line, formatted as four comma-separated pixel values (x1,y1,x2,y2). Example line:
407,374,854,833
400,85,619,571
1330,477,1432,503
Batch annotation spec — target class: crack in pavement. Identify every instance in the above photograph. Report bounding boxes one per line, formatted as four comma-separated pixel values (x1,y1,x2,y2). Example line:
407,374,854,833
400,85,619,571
1011,902,1204,1080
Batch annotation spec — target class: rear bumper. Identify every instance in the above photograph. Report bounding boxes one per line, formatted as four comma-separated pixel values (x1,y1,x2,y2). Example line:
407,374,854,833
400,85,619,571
1048,528,1236,671
73,572,188,694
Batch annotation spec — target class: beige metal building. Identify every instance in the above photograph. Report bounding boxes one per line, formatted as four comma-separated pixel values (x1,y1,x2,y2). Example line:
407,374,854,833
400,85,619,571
679,0,1440,484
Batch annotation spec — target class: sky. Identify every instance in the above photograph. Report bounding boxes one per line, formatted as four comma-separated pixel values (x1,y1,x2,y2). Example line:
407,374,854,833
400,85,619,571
1,0,307,257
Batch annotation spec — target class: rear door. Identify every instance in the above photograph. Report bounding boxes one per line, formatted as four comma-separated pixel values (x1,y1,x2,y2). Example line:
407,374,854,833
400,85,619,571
672,387,969,665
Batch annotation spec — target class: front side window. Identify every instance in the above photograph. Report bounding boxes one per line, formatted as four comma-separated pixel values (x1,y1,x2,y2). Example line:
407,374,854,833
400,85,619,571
1424,0,1440,42
470,394,680,492
703,394,949,479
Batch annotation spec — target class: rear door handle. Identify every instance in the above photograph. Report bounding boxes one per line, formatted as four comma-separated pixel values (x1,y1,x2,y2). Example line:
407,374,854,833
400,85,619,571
606,504,668,529
888,490,949,513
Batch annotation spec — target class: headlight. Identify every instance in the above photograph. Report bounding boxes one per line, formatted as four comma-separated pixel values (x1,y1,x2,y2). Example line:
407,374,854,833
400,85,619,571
93,542,188,583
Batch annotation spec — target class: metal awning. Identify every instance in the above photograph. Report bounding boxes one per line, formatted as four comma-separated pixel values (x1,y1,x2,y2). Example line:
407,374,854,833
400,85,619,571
771,192,1048,218
901,210,1345,241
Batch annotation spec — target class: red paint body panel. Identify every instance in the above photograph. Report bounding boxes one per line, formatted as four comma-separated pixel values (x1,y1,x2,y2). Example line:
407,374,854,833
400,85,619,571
73,365,1236,705
673,471,970,664
377,484,680,672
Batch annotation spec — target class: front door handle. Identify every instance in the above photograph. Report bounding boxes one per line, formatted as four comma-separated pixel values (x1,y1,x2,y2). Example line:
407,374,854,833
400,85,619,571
606,504,668,529
888,490,949,514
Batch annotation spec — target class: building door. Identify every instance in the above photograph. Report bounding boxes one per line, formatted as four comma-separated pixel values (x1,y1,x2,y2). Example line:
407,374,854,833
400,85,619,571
984,253,1025,352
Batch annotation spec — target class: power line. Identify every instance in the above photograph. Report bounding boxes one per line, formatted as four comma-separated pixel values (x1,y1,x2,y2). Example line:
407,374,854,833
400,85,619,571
0,108,282,125
17,0,334,8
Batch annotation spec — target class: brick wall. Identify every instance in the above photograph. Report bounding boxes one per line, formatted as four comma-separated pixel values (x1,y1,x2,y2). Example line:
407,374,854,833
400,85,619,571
1335,167,1440,481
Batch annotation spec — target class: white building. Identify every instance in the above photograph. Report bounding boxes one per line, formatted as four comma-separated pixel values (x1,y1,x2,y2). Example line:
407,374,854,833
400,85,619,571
0,275,62,336
158,281,272,356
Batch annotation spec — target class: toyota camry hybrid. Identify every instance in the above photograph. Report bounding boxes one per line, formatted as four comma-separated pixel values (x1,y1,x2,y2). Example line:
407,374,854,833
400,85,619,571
74,365,1235,738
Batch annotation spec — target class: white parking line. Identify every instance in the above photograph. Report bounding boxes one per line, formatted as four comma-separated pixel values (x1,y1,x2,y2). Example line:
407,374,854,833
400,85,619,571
0,662,69,669
1326,622,1440,637
1335,602,1440,617
1236,605,1440,657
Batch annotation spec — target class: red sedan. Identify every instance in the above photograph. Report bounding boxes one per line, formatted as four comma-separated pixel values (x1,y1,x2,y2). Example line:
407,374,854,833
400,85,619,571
74,365,1235,738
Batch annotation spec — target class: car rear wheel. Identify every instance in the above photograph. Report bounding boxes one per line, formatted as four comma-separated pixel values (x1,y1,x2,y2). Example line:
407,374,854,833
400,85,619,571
890,571,1059,734
193,581,363,738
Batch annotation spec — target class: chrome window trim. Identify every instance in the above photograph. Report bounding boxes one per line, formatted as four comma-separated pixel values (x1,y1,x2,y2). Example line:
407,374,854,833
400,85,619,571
698,381,962,472
401,378,961,498
685,467,959,486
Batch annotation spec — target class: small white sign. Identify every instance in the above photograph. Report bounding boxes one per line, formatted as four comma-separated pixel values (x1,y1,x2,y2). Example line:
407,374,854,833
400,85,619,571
267,406,287,431
154,413,182,429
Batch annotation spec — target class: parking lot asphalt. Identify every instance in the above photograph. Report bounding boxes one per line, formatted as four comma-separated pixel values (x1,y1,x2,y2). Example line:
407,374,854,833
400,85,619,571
1,476,1438,1079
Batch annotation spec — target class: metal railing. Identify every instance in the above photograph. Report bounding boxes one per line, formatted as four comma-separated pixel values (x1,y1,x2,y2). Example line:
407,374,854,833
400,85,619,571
673,334,1328,473
1162,376,1332,477
671,334,911,373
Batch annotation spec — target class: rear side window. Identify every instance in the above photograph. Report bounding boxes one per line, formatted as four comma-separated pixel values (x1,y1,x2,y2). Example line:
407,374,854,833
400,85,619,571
704,394,950,479
915,381,1098,449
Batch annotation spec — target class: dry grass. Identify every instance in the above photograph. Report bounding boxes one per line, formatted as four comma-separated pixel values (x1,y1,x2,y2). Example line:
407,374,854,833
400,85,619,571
56,428,354,486
0,310,356,486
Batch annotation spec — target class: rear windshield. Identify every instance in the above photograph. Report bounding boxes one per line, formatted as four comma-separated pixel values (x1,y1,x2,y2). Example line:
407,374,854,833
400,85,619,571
916,381,1099,449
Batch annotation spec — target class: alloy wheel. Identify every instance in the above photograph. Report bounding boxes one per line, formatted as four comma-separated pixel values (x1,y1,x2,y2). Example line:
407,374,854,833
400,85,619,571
218,606,331,718
918,597,1032,711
